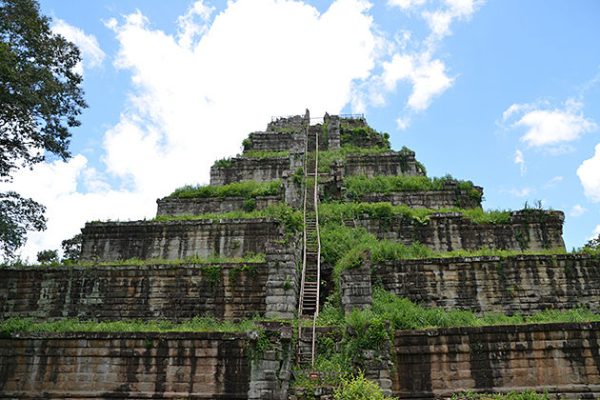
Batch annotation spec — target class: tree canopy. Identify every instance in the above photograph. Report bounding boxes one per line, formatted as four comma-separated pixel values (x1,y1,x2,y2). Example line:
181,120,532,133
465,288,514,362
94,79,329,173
0,0,87,259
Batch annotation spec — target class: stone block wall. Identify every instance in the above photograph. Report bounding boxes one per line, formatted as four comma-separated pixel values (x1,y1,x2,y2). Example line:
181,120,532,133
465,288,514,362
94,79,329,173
267,115,306,132
340,259,372,314
355,210,565,252
210,157,291,186
393,322,600,399
156,195,282,216
80,218,284,261
358,254,600,315
1,244,297,322
244,131,304,153
355,187,482,209
0,328,292,399
344,152,423,178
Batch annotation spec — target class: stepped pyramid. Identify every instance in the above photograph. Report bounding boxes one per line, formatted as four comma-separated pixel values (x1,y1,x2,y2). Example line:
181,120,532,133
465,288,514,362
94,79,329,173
1,110,599,399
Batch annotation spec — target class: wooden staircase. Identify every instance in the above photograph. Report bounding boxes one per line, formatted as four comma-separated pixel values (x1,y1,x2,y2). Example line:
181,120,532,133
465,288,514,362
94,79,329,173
297,118,322,367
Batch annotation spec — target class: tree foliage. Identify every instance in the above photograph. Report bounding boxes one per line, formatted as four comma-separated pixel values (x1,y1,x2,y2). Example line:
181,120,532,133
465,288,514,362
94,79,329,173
0,0,86,258
1,0,86,177
0,191,46,258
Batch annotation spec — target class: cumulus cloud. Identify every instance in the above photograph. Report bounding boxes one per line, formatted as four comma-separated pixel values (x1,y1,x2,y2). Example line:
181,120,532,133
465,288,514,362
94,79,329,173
4,0,381,260
382,53,453,111
422,0,482,40
577,143,600,202
514,149,525,175
387,0,426,10
591,225,600,240
52,19,105,74
363,0,482,125
544,175,563,188
509,187,533,198
502,98,597,148
569,204,587,217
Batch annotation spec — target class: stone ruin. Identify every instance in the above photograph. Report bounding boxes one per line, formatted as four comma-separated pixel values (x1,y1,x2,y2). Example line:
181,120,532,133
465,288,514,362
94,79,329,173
0,111,599,399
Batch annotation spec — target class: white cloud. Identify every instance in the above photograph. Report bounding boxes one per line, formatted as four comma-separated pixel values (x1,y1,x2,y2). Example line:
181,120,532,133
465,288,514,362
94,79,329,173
4,0,381,260
544,175,563,188
502,98,597,148
423,0,482,40
514,149,525,175
364,0,482,126
52,19,105,74
577,143,600,202
0,156,153,260
569,204,587,217
382,53,453,111
388,0,426,10
591,225,600,240
509,187,533,198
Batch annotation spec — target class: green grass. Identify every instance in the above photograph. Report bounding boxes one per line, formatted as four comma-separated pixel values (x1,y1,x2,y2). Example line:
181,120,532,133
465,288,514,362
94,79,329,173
167,180,281,199
154,204,302,235
242,150,290,158
319,201,512,225
451,391,549,400
0,317,260,335
320,224,569,280
318,287,600,330
0,254,267,269
344,175,481,202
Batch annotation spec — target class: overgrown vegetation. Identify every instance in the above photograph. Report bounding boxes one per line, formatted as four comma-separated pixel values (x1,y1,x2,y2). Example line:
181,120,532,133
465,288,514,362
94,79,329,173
451,391,549,400
153,204,302,239
333,372,397,400
242,150,290,158
339,121,391,149
0,317,260,335
0,253,266,268
344,175,482,203
319,201,512,226
319,288,600,330
320,223,567,279
168,180,281,199
296,288,600,394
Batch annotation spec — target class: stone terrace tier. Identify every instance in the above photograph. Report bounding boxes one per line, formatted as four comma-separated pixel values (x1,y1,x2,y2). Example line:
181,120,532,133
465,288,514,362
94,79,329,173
341,254,600,316
343,151,423,177
353,181,483,209
393,322,600,399
80,218,285,261
156,194,283,217
0,247,297,321
210,155,296,186
353,210,565,252
0,327,292,400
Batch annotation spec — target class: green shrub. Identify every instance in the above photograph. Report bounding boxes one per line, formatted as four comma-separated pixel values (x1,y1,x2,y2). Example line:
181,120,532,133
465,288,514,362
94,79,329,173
333,372,397,400
339,121,391,149
213,158,233,168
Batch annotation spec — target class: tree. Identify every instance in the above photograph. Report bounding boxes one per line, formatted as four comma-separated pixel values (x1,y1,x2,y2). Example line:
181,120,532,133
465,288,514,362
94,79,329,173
61,233,82,262
36,248,58,264
0,191,45,257
0,0,86,259
582,234,600,255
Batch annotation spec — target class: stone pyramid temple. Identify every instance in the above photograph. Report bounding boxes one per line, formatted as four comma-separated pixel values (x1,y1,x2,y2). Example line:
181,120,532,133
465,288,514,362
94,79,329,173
1,111,599,399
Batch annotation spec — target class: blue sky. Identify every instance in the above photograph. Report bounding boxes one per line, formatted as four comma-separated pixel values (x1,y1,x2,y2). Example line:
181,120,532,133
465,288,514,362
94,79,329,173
4,0,600,259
